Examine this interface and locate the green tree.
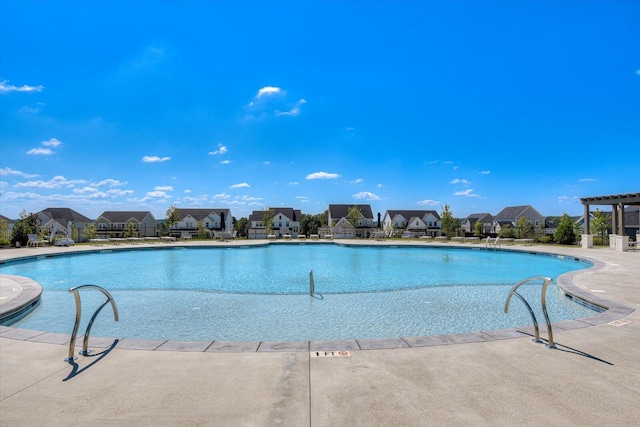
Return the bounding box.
[0,218,9,240]
[263,208,275,235]
[591,209,610,245]
[123,221,137,238]
[234,217,248,238]
[554,213,576,245]
[347,205,363,228]
[473,219,483,237]
[197,220,208,239]
[83,223,98,240]
[516,217,535,239]
[499,224,517,239]
[165,205,181,236]
[440,203,454,239]
[11,210,39,246]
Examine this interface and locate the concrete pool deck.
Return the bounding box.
[1,241,638,425]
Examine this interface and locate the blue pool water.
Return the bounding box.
[1,244,595,341]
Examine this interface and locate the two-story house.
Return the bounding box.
[493,205,545,234]
[461,213,494,236]
[171,208,233,238]
[95,211,157,238]
[328,204,375,238]
[382,210,442,237]
[37,207,93,243]
[247,207,302,239]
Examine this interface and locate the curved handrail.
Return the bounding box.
[504,276,556,349]
[66,285,119,362]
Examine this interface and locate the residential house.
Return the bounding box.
[0,214,15,241]
[493,205,545,234]
[95,211,157,238]
[382,210,442,237]
[247,207,302,239]
[37,207,93,243]
[328,204,375,238]
[461,213,494,236]
[171,208,233,238]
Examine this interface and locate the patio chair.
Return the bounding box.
[180,231,192,240]
[27,234,47,247]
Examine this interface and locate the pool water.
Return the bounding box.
[0,244,595,341]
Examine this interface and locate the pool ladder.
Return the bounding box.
[65,285,119,362]
[504,276,556,349]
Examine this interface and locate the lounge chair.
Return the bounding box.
[180,231,192,240]
[27,234,47,247]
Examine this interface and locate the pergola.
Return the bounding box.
[580,192,640,235]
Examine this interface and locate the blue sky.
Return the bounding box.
[1,0,638,221]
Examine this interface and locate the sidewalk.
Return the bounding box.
[1,242,638,426]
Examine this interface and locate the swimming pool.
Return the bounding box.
[0,244,595,341]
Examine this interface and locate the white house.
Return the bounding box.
[247,207,302,239]
[382,210,442,237]
[37,207,93,243]
[171,208,233,238]
[328,204,375,238]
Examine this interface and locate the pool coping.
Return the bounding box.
[0,241,635,353]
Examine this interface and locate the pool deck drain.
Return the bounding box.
[1,240,639,425]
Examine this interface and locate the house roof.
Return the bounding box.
[329,204,374,219]
[248,208,302,222]
[176,208,231,222]
[467,213,493,221]
[0,214,15,224]
[494,205,542,220]
[385,210,441,221]
[97,211,155,223]
[39,207,92,223]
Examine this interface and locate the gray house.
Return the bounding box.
[247,207,302,239]
[95,211,157,238]
[461,213,494,235]
[493,205,545,234]
[37,207,93,243]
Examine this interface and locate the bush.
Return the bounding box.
[538,235,553,244]
[0,237,10,247]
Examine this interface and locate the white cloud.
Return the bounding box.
[42,138,62,147]
[184,189,191,193]
[0,167,39,178]
[350,178,364,184]
[15,176,86,189]
[0,80,44,93]
[257,86,282,98]
[145,191,170,198]
[417,199,439,206]
[209,144,228,155]
[220,160,231,165]
[454,189,480,198]
[213,193,230,199]
[231,183,250,188]
[353,191,381,201]
[578,178,595,182]
[306,171,341,180]
[93,179,126,187]
[142,156,171,163]
[478,170,491,175]
[154,186,173,191]
[275,98,307,117]
[27,148,53,155]
[289,181,299,185]
[450,178,469,185]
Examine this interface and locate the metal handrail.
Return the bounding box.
[66,285,119,362]
[504,276,556,349]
